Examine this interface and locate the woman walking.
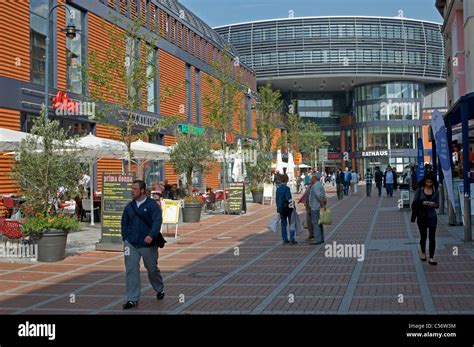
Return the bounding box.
[411,173,439,265]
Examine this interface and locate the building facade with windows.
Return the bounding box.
[0,0,257,206]
[216,16,447,174]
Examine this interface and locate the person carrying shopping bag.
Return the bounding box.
[309,172,327,245]
[276,174,296,244]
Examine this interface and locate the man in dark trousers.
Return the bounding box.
[374,166,383,197]
[121,180,165,309]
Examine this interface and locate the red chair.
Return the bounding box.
[2,198,15,209]
[0,218,24,240]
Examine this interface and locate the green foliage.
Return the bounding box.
[12,107,83,216]
[168,132,215,195]
[22,213,80,237]
[82,16,179,172]
[256,82,283,153]
[298,120,329,166]
[202,45,246,138]
[244,141,272,189]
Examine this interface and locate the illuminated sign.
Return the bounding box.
[52,91,95,118]
[362,150,389,157]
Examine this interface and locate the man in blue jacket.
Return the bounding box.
[276,174,296,244]
[121,180,165,309]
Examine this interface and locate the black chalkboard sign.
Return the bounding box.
[99,175,134,244]
[227,182,246,215]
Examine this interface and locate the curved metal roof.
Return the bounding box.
[159,0,239,55]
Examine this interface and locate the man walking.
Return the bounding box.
[374,166,383,197]
[301,175,316,242]
[365,168,373,197]
[309,172,327,245]
[343,167,351,196]
[383,165,397,197]
[336,167,344,200]
[121,180,165,309]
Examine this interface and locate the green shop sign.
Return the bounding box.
[178,124,204,136]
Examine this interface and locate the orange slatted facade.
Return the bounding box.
[159,50,186,120]
[0,0,30,81]
[87,13,126,108]
[163,135,178,184]
[201,72,219,127]
[204,161,220,190]
[0,0,257,195]
[56,0,67,91]
[95,125,123,191]
[0,109,21,215]
[158,9,167,38]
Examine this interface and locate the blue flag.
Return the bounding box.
[417,138,425,182]
[431,110,455,209]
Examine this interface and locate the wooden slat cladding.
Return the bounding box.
[56,0,67,91]
[177,21,182,49]
[0,108,21,130]
[0,109,21,215]
[149,4,155,32]
[96,125,123,191]
[204,161,220,190]
[163,135,177,184]
[158,9,167,38]
[159,50,185,120]
[119,0,127,16]
[141,0,146,24]
[0,0,30,81]
[200,72,217,128]
[87,13,126,106]
[169,17,175,44]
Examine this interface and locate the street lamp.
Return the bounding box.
[44,4,78,119]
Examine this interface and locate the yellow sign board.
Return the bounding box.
[162,199,180,224]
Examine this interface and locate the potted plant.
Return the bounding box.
[245,148,272,204]
[22,213,80,262]
[12,107,83,261]
[181,196,205,223]
[168,132,215,223]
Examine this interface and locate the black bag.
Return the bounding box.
[130,201,167,248]
[281,198,292,217]
[410,189,427,223]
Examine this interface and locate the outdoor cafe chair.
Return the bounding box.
[0,216,24,240]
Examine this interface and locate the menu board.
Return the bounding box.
[100,175,134,244]
[227,182,246,215]
[162,199,181,224]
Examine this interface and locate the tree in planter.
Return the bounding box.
[83,16,179,174]
[12,107,81,237]
[168,132,215,197]
[298,120,329,168]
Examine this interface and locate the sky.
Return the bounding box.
[178,0,443,28]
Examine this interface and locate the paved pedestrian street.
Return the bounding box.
[0,186,473,315]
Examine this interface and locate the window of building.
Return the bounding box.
[126,37,139,99]
[66,5,85,95]
[146,47,157,113]
[30,0,50,86]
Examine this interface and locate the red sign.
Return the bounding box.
[52,91,79,113]
[225,132,234,145]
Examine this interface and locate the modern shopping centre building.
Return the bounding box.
[215,16,447,174]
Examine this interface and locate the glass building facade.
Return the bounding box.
[216,17,447,173]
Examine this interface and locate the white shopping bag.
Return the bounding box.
[290,208,304,235]
[266,214,280,233]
